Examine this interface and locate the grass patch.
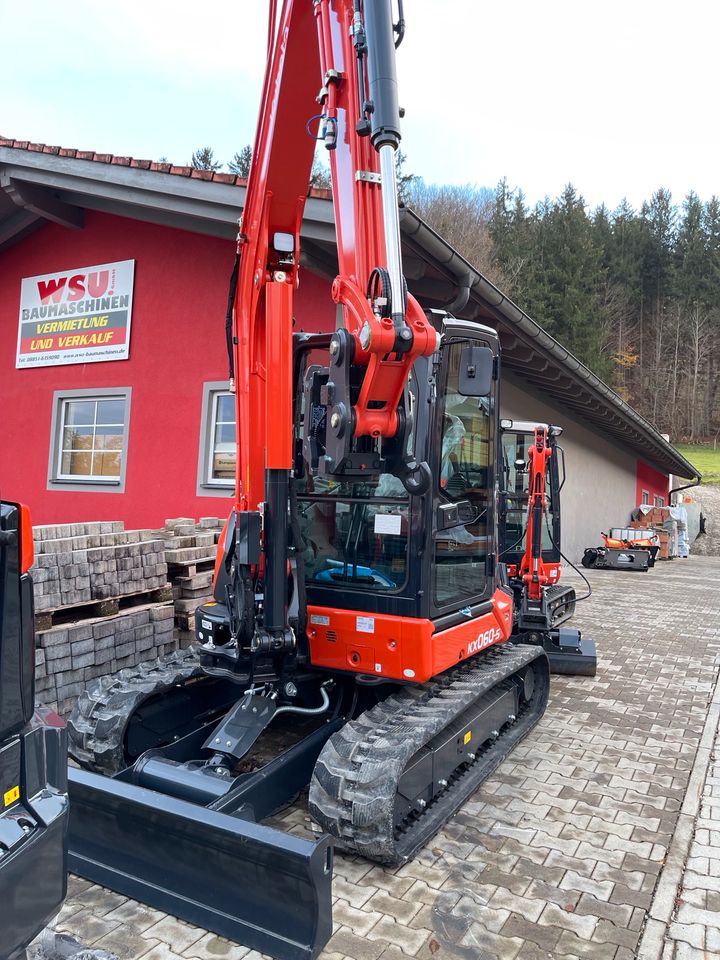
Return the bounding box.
[674,443,720,484]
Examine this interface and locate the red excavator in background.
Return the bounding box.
[68,3,550,958]
[499,421,597,675]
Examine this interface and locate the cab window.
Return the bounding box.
[435,342,492,607]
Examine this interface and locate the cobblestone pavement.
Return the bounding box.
[52,554,720,960]
[660,706,720,958]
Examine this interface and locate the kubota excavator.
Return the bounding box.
[499,421,597,675]
[67,3,550,958]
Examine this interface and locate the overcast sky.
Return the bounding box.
[3,0,719,212]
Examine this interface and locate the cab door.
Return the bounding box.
[431,326,498,616]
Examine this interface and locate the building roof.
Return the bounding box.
[0,139,699,481]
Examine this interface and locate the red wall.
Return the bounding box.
[636,460,669,505]
[0,211,334,527]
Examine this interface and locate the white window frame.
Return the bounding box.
[206,391,236,488]
[197,381,236,498]
[47,388,131,494]
[654,495,665,508]
[57,397,127,482]
[641,490,650,506]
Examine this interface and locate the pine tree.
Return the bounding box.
[309,155,332,189]
[488,180,530,296]
[395,150,416,203]
[228,145,252,176]
[190,147,222,171]
[523,186,610,377]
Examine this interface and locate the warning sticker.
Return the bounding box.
[3,785,20,807]
[356,616,375,634]
[311,614,331,626]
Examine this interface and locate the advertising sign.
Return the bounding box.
[16,259,135,368]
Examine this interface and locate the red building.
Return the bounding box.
[0,141,698,557]
[2,208,333,528]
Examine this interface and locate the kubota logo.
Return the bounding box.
[37,269,112,304]
[467,627,501,655]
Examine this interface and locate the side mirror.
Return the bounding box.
[458,344,493,397]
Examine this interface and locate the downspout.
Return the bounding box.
[400,208,471,314]
[669,476,701,499]
[445,270,472,313]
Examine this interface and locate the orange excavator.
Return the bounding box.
[68,4,550,958]
[500,420,597,675]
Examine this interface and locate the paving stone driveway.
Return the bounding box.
[54,555,720,960]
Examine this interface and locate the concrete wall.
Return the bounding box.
[500,373,639,562]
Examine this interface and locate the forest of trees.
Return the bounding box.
[187,145,719,441]
[408,180,720,442]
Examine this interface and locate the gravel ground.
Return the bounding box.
[688,484,720,556]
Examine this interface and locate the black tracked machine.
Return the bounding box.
[0,500,68,960]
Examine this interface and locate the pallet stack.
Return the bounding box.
[629,506,677,560]
[35,604,175,715]
[31,521,174,714]
[163,517,225,645]
[33,522,168,618]
[30,517,228,714]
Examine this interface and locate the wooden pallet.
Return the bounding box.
[167,555,216,578]
[34,584,173,631]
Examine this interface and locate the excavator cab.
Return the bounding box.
[0,500,68,960]
[499,419,564,578]
[295,317,498,635]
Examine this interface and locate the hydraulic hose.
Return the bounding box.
[225,252,240,385]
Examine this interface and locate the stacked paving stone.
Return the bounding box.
[31,521,174,715]
[35,603,175,715]
[163,517,225,645]
[30,517,229,713]
[32,521,168,612]
[163,517,221,567]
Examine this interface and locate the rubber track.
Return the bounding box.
[309,643,549,865]
[67,646,204,775]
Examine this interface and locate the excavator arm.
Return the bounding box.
[518,425,554,600]
[228,0,438,652]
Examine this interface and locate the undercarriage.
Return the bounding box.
[67,639,548,958]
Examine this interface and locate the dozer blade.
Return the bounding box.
[543,628,598,677]
[67,767,332,960]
